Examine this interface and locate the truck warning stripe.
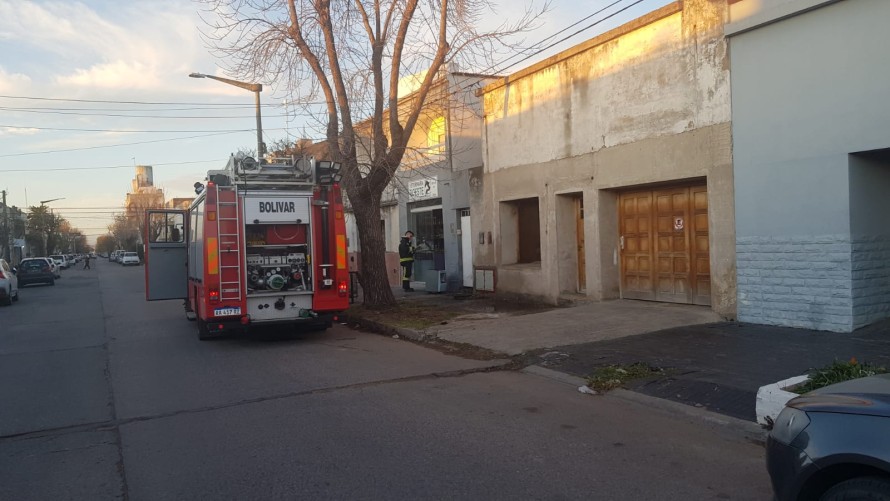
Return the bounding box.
[207,237,219,275]
[336,235,347,269]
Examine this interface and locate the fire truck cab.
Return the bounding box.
[144,153,349,339]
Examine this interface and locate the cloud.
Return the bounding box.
[0,0,216,96]
[0,66,32,93]
[55,60,163,90]
[0,127,39,136]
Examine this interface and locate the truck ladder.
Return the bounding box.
[216,185,243,302]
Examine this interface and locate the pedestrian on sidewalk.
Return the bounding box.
[83,254,91,270]
[399,230,415,292]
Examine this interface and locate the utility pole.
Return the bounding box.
[1,190,9,261]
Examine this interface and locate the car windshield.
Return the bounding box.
[125,252,137,257]
[21,260,46,270]
[50,255,63,260]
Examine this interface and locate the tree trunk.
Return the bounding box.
[351,190,396,308]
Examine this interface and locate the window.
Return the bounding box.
[148,212,185,243]
[426,116,447,154]
[500,197,541,264]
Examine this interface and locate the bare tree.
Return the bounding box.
[200,0,546,307]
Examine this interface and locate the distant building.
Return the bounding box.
[165,198,194,210]
[125,165,165,216]
[124,166,165,245]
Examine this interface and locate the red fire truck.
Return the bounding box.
[144,153,349,339]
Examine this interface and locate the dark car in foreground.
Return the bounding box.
[16,258,56,287]
[766,374,890,501]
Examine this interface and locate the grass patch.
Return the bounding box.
[585,362,667,393]
[346,303,461,330]
[794,358,887,394]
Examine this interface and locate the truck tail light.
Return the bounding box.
[209,288,220,303]
[338,280,348,297]
[0,270,5,280]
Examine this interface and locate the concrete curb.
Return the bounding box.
[522,365,767,444]
[341,313,431,342]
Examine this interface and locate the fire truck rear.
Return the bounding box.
[144,154,349,339]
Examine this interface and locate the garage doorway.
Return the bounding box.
[619,183,710,305]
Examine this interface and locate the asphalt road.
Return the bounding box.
[0,259,773,500]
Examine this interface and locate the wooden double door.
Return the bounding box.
[619,184,710,305]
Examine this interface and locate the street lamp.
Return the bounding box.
[189,72,265,160]
[39,198,65,255]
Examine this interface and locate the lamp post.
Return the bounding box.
[39,198,64,255]
[189,72,265,160]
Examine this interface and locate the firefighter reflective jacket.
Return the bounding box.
[399,237,415,263]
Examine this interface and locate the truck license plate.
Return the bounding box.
[214,307,241,317]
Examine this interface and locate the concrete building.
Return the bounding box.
[727,0,890,331]
[165,198,194,210]
[125,165,165,216]
[348,70,496,291]
[475,0,736,317]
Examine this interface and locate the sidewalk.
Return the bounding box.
[345,287,890,423]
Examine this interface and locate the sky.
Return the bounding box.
[0,0,671,244]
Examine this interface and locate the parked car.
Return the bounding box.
[40,257,61,278]
[0,258,19,305]
[121,252,141,266]
[16,258,55,287]
[49,254,69,270]
[766,374,890,501]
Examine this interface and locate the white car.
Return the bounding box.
[41,257,61,278]
[49,254,68,270]
[121,252,141,266]
[0,258,19,306]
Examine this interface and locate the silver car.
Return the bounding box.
[0,259,19,306]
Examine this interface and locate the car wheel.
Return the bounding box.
[12,290,19,302]
[49,279,56,286]
[821,477,890,501]
[1,288,11,306]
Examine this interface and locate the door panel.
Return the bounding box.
[145,210,189,301]
[619,184,710,305]
[575,197,586,292]
[460,214,473,288]
[620,192,655,300]
[690,185,711,305]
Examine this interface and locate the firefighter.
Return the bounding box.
[399,230,416,292]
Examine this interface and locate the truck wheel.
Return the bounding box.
[197,320,213,341]
[821,477,890,501]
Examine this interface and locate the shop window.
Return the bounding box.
[500,197,541,264]
[411,207,444,251]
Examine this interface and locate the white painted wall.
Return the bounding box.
[730,0,890,331]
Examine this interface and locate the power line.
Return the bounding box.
[495,0,647,75]
[0,131,249,158]
[0,124,254,134]
[0,94,277,106]
[0,158,220,173]
[0,107,299,119]
[0,104,270,112]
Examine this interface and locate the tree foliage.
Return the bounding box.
[200,0,546,307]
[24,206,86,256]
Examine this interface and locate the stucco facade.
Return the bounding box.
[728,0,890,331]
[475,0,737,317]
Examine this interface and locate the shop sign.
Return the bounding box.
[408,177,438,200]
